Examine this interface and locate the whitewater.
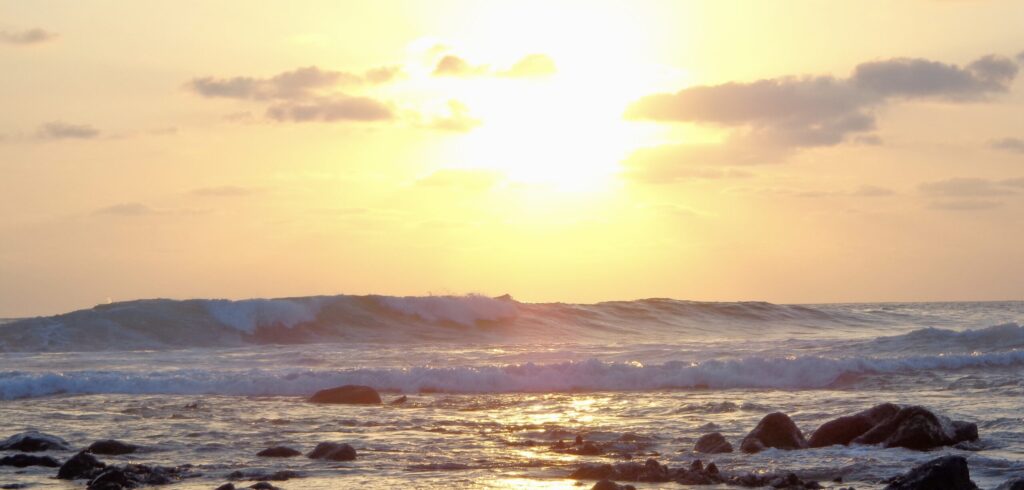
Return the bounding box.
[1,296,1022,488]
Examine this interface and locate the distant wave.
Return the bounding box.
[0,294,874,352]
[2,351,1023,400]
[853,323,1024,354]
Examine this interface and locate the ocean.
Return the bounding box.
[1,296,1022,488]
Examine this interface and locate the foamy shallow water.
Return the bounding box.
[1,299,1023,488]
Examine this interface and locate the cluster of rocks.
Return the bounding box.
[56,451,194,490]
[691,404,979,455]
[571,458,823,489]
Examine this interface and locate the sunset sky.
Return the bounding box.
[2,1,1024,316]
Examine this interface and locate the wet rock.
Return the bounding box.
[215,485,236,490]
[307,385,381,404]
[57,451,107,480]
[694,432,733,453]
[996,477,1024,490]
[883,455,977,490]
[307,442,356,461]
[853,406,978,450]
[808,403,900,447]
[1,485,28,489]
[86,463,192,489]
[0,453,61,467]
[570,463,615,480]
[87,440,138,456]
[592,480,635,490]
[577,442,603,455]
[740,412,807,453]
[0,431,71,452]
[248,483,281,490]
[388,395,408,405]
[729,471,820,489]
[256,446,301,458]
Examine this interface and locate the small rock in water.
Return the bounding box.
[996,477,1024,490]
[248,483,281,490]
[215,484,236,490]
[693,432,733,453]
[388,395,408,405]
[87,440,138,455]
[0,453,61,467]
[0,431,71,452]
[307,385,381,404]
[57,451,107,480]
[883,455,977,490]
[740,412,807,453]
[256,446,301,458]
[307,442,357,461]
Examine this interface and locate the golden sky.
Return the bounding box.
[2,0,1024,316]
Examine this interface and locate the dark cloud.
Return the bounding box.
[37,122,100,140]
[624,53,1019,173]
[0,28,57,45]
[928,199,1003,211]
[991,137,1024,154]
[266,96,393,122]
[190,186,255,197]
[188,65,399,101]
[94,203,157,217]
[919,177,1015,196]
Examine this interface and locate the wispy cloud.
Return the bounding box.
[432,53,557,78]
[37,122,100,140]
[0,28,57,45]
[991,137,1024,154]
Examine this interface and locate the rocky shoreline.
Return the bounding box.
[1,385,1022,490]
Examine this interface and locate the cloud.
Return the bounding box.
[266,96,393,122]
[851,185,895,197]
[190,185,255,197]
[189,66,368,100]
[416,169,503,190]
[1017,51,1024,64]
[928,199,1003,211]
[37,122,100,140]
[94,203,158,217]
[500,54,557,77]
[991,137,1024,154]
[433,53,557,78]
[0,28,57,45]
[1001,177,1024,188]
[422,100,481,132]
[624,53,1019,172]
[918,177,1015,196]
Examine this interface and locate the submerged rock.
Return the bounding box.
[808,403,900,447]
[307,442,357,461]
[87,440,138,455]
[693,432,733,453]
[308,385,381,404]
[57,451,107,480]
[0,453,61,467]
[852,405,978,450]
[883,455,977,490]
[256,446,301,458]
[740,412,807,453]
[0,431,71,452]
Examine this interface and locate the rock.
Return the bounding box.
[996,478,1024,490]
[808,403,900,447]
[0,431,71,452]
[694,432,733,453]
[0,453,61,467]
[256,446,301,458]
[85,463,191,489]
[215,485,236,490]
[570,463,615,480]
[307,385,381,404]
[388,395,408,405]
[728,470,819,488]
[740,412,807,453]
[307,442,356,461]
[853,406,978,450]
[592,480,635,490]
[256,471,300,481]
[1,485,29,489]
[577,442,603,455]
[249,483,281,490]
[883,455,977,490]
[87,440,138,455]
[57,451,107,480]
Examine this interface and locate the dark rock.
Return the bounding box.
[0,453,60,467]
[1,485,29,489]
[808,403,900,447]
[706,462,718,475]
[307,385,381,404]
[740,412,807,453]
[256,446,301,458]
[853,406,978,450]
[883,455,977,490]
[996,477,1024,490]
[57,451,106,480]
[577,442,603,455]
[729,470,819,489]
[215,485,236,490]
[307,442,356,461]
[0,431,71,452]
[248,483,280,490]
[87,440,138,456]
[85,463,191,489]
[592,480,635,490]
[388,395,408,405]
[694,432,733,453]
[570,463,615,480]
[575,435,584,445]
